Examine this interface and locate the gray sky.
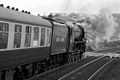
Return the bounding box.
[1,0,120,15]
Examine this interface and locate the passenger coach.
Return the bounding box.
[0,6,53,79]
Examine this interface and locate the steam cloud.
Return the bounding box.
[89,8,118,49]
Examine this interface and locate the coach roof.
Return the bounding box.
[0,7,52,27]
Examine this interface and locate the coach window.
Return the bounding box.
[0,23,9,49]
[13,25,22,48]
[40,28,45,46]
[24,26,31,47]
[46,29,51,45]
[33,27,39,46]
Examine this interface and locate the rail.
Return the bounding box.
[58,56,105,80]
[88,57,116,80]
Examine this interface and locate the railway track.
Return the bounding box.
[25,56,98,80]
[88,58,116,80]
[58,57,116,80]
[25,56,117,80]
[26,48,120,80]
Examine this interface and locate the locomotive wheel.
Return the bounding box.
[77,53,80,60]
[70,54,73,62]
[75,54,77,61]
[59,54,63,65]
[71,54,74,62]
[57,55,60,65]
[53,56,57,66]
[68,54,72,63]
[81,50,84,59]
[73,54,75,61]
[53,56,57,69]
[74,55,76,61]
[74,54,76,61]
[55,55,59,68]
[50,57,53,66]
[73,54,76,61]
[49,57,55,70]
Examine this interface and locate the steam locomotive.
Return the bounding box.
[0,5,86,80]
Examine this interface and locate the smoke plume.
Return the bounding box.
[89,8,118,49]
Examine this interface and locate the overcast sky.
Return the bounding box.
[1,0,120,15]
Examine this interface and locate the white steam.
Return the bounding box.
[89,8,118,49]
[98,8,118,41]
